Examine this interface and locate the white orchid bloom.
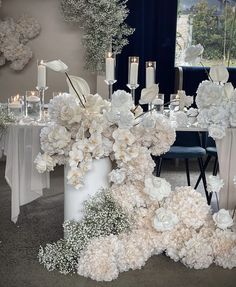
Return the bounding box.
[139,84,159,105]
[43,59,68,72]
[184,44,204,65]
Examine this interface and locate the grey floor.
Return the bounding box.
[0,159,236,287]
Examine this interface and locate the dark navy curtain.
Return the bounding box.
[116,0,178,104]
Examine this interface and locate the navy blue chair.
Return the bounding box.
[156,131,210,203]
[195,136,218,204]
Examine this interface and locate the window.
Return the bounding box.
[175,0,236,67]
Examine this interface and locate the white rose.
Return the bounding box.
[144,176,172,201]
[207,175,224,193]
[213,209,234,230]
[209,64,229,83]
[133,105,143,117]
[139,84,159,104]
[109,169,126,184]
[43,59,68,72]
[153,207,179,232]
[208,125,226,140]
[184,44,204,65]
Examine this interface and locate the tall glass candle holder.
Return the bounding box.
[104,52,117,100]
[36,60,48,122]
[146,61,156,88]
[169,94,180,112]
[25,91,40,121]
[8,94,23,120]
[153,93,164,114]
[127,56,139,103]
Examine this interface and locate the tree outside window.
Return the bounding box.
[176,0,236,67]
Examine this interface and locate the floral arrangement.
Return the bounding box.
[0,0,41,70]
[184,44,236,139]
[37,78,236,280]
[60,0,134,72]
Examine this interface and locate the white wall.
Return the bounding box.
[0,0,97,103]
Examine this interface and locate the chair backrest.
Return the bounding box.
[174,131,203,147]
[175,66,236,107]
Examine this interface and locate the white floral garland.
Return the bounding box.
[36,87,236,280]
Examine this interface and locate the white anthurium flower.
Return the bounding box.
[177,90,193,110]
[209,64,229,83]
[207,175,224,193]
[43,59,68,72]
[213,209,234,230]
[133,105,143,117]
[184,44,204,65]
[66,75,90,100]
[153,207,179,232]
[139,84,159,105]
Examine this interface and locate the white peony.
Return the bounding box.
[207,175,224,193]
[109,169,126,184]
[153,207,179,231]
[144,176,172,201]
[208,125,226,140]
[184,44,204,65]
[43,59,68,72]
[34,153,55,173]
[139,84,159,105]
[213,209,234,230]
[209,64,229,83]
[111,90,134,112]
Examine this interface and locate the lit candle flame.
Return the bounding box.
[107,52,112,58]
[13,94,20,102]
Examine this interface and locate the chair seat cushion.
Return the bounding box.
[163,146,206,159]
[206,147,217,157]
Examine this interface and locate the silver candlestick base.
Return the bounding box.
[36,86,48,123]
[127,84,139,103]
[104,80,117,100]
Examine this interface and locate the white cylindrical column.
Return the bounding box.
[64,157,112,222]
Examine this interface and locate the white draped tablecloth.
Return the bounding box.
[216,128,236,210]
[1,124,50,223]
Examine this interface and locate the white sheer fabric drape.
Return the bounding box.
[2,125,50,223]
[216,128,236,210]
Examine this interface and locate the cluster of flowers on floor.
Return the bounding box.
[36,88,236,281]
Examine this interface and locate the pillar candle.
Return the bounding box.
[130,62,139,85]
[37,63,46,88]
[105,57,115,81]
[146,66,155,88]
